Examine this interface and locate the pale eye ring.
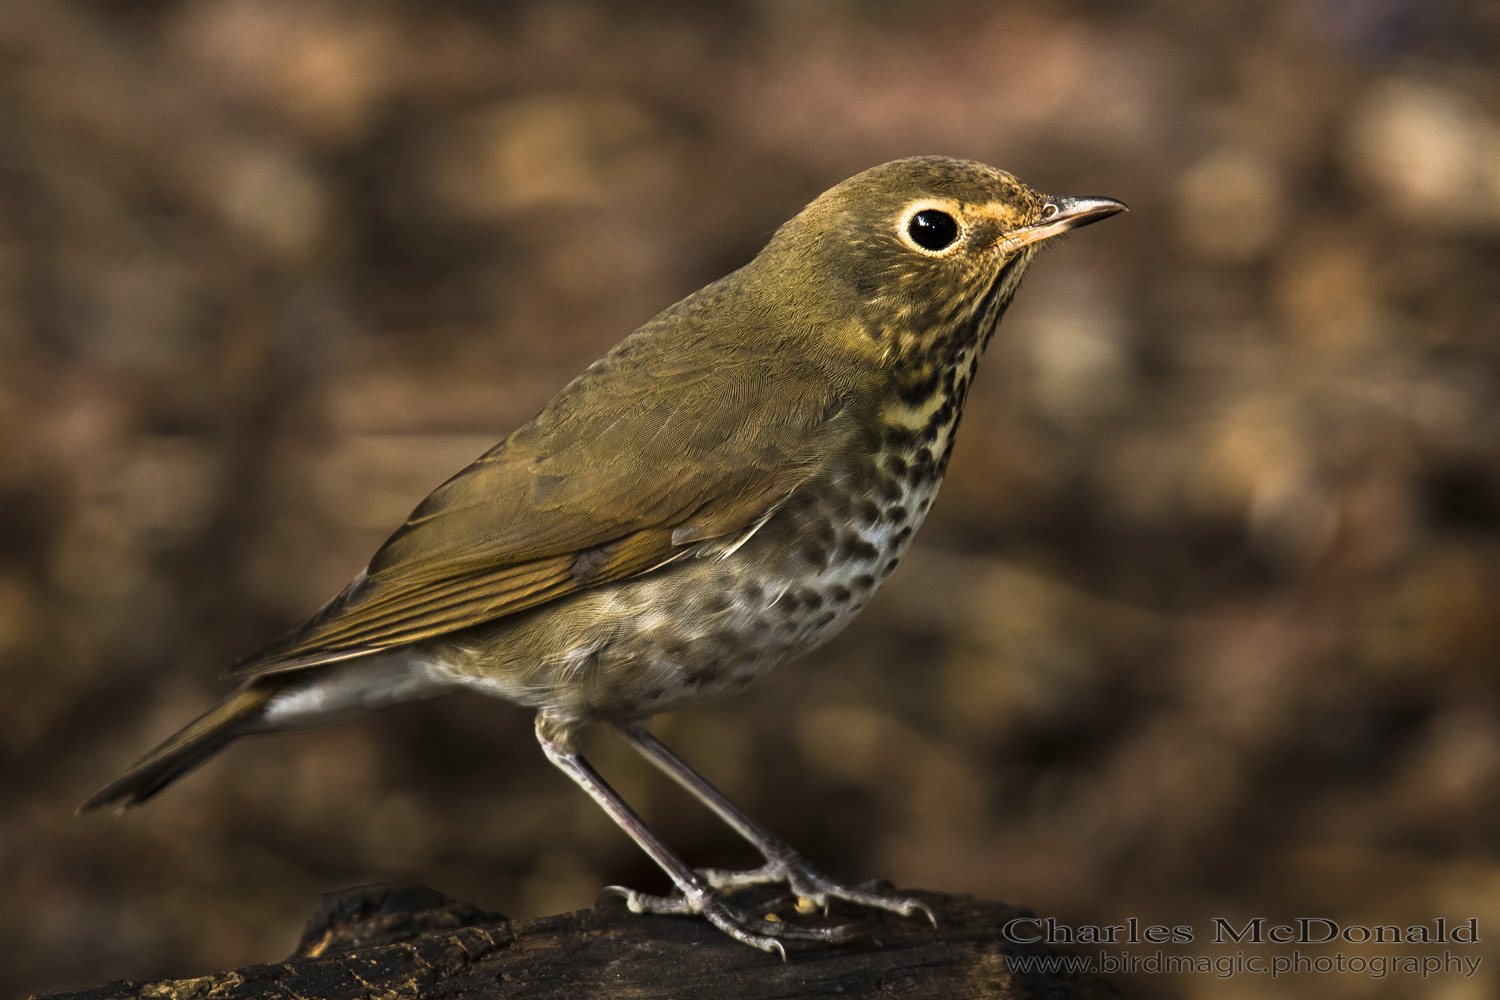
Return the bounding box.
[907,209,960,251]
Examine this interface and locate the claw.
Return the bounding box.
[596,884,656,912]
[599,885,702,916]
[598,871,927,949]
[598,879,861,950]
[598,716,940,952]
[696,854,938,931]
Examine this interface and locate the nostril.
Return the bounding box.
[1040,202,1059,220]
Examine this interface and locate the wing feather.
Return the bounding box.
[229,328,852,678]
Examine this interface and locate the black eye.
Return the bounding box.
[907,209,959,251]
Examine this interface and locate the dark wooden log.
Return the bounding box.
[35,885,1122,999]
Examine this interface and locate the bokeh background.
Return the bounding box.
[3,1,1498,997]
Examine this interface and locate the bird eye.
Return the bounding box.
[907,209,959,251]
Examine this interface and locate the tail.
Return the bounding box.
[78,678,287,813]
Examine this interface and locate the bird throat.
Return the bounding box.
[878,249,1023,443]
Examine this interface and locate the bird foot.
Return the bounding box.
[597,883,859,955]
[698,855,938,927]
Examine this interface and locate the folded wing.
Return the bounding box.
[230,342,852,677]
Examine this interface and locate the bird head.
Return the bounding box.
[758,156,1126,386]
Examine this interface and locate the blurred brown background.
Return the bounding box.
[3,0,1498,997]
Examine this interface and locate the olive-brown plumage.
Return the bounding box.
[82,157,1125,953]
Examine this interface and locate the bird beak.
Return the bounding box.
[1001,195,1128,252]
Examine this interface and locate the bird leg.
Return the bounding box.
[534,718,854,955]
[610,720,937,928]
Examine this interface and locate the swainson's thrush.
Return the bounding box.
[82,157,1125,954]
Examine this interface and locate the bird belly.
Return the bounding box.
[428,443,950,726]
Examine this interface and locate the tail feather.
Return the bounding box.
[78,680,285,813]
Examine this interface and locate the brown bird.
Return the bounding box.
[81,156,1125,954]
